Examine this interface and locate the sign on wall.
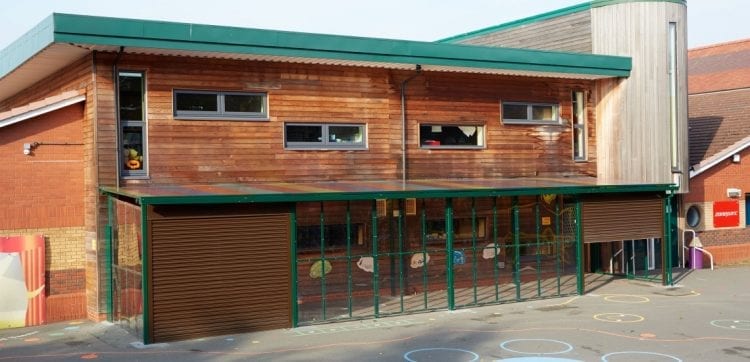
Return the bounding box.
[713,200,740,228]
[0,235,46,329]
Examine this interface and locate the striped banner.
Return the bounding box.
[0,235,46,327]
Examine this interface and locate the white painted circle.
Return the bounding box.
[601,351,682,362]
[494,358,582,362]
[593,313,645,323]
[710,319,750,330]
[500,339,574,355]
[603,294,650,304]
[404,348,479,362]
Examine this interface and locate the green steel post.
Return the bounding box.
[421,200,428,310]
[512,197,521,301]
[555,200,561,295]
[493,197,499,301]
[319,202,327,320]
[471,197,478,304]
[664,195,674,285]
[398,200,404,313]
[535,200,541,297]
[372,200,380,318]
[106,196,114,322]
[346,202,353,318]
[446,198,455,310]
[140,202,150,344]
[290,204,299,327]
[575,197,584,295]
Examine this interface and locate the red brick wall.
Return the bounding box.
[0,104,85,229]
[684,147,750,203]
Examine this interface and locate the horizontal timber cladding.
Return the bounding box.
[148,204,291,342]
[103,54,597,185]
[581,194,663,243]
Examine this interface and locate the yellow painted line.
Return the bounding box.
[593,312,645,323]
[603,294,650,303]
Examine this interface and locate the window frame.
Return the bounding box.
[173,90,269,120]
[284,122,367,150]
[501,101,561,125]
[572,91,588,162]
[118,71,148,178]
[418,124,486,149]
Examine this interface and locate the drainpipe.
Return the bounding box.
[400,65,422,184]
[112,47,124,188]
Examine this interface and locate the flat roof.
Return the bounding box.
[100,178,672,205]
[0,13,633,102]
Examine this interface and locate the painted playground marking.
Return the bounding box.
[602,294,650,304]
[710,319,750,331]
[494,358,582,362]
[593,313,645,323]
[499,339,574,355]
[601,351,682,361]
[403,348,479,362]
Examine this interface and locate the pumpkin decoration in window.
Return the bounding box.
[124,148,143,170]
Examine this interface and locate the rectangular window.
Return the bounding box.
[668,22,680,171]
[297,223,364,251]
[174,90,267,120]
[572,91,587,161]
[419,125,485,148]
[118,72,146,177]
[425,218,487,243]
[285,123,366,149]
[502,102,560,125]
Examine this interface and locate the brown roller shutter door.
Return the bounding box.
[148,205,291,342]
[582,195,663,243]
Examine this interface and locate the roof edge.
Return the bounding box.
[0,90,86,128]
[0,14,55,80]
[690,136,750,178]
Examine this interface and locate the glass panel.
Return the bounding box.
[531,105,556,121]
[420,125,481,147]
[574,128,585,159]
[175,92,218,112]
[112,200,143,337]
[286,125,323,143]
[224,94,264,113]
[503,104,528,120]
[122,126,144,171]
[118,75,143,121]
[328,125,364,144]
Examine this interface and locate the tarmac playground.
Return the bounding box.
[1,266,749,361]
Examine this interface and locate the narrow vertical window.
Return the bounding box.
[572,91,587,161]
[668,22,679,171]
[118,71,147,177]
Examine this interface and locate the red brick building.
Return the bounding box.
[684,39,750,265]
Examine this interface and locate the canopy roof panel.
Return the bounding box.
[101,177,672,205]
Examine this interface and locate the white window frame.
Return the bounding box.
[419,124,485,149]
[572,91,588,162]
[502,102,560,125]
[173,90,268,120]
[284,123,367,150]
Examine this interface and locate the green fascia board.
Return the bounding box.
[0,14,55,80]
[49,13,630,77]
[438,0,686,44]
[100,184,671,206]
[438,2,591,44]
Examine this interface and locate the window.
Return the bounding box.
[425,218,487,242]
[285,123,366,149]
[572,91,587,161]
[174,90,267,119]
[419,125,485,148]
[118,72,146,177]
[502,102,560,125]
[668,22,680,171]
[297,223,364,251]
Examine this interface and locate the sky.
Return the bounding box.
[0,0,748,51]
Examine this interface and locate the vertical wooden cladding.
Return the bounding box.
[148,204,291,342]
[591,2,688,191]
[582,195,663,243]
[454,10,593,54]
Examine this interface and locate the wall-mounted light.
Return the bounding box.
[727,188,742,198]
[732,153,741,163]
[23,142,39,156]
